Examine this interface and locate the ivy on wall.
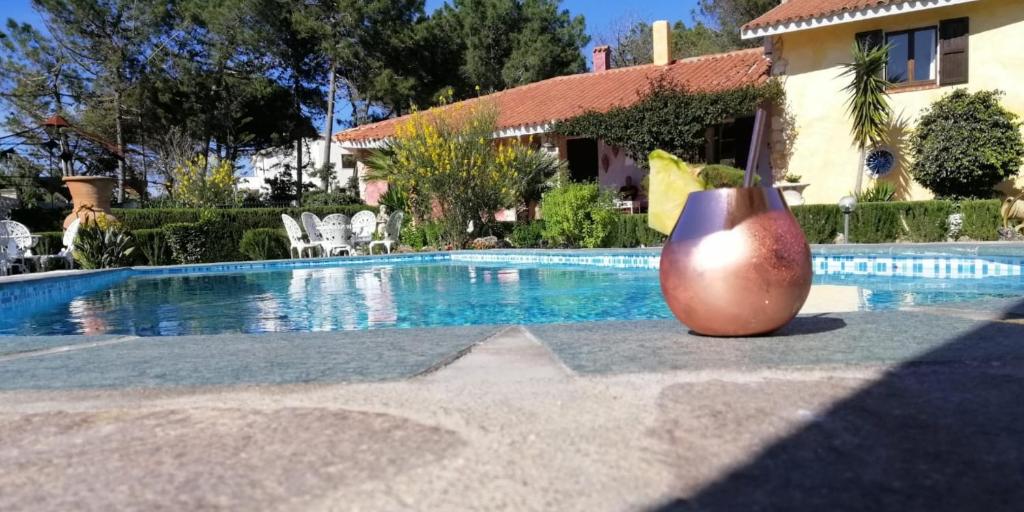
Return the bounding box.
[552,76,783,166]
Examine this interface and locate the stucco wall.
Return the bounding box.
[596,140,645,192]
[773,0,1024,204]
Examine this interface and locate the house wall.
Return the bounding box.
[240,138,359,195]
[596,140,645,191]
[352,151,386,205]
[772,0,1024,204]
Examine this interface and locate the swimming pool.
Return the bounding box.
[2,249,1023,336]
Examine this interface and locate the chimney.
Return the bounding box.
[652,20,673,66]
[593,45,611,72]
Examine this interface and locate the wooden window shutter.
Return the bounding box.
[855,29,884,51]
[939,17,969,85]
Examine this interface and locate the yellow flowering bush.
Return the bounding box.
[365,101,559,248]
[172,155,237,207]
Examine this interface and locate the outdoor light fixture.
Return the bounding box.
[838,195,857,243]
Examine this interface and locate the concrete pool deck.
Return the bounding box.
[1,297,1024,511]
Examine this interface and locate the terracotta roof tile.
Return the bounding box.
[743,0,920,31]
[336,48,771,144]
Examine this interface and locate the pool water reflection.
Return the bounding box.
[2,261,1023,336]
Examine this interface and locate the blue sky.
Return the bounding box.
[7,0,702,58]
[3,0,702,131]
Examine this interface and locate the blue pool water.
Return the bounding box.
[1,256,1023,336]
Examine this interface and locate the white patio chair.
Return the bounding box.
[350,210,376,251]
[0,220,37,272]
[281,214,319,258]
[319,216,354,256]
[369,211,404,254]
[0,233,9,276]
[300,212,324,249]
[322,213,350,225]
[48,218,80,269]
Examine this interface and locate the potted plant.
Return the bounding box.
[41,115,122,228]
[63,175,117,229]
[774,173,809,206]
[648,150,811,337]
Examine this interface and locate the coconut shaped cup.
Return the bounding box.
[659,186,812,336]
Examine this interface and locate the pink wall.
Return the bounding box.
[595,140,645,193]
[363,179,388,206]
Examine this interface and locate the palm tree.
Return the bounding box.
[840,42,892,195]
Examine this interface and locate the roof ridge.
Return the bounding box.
[743,0,924,30]
[336,48,770,142]
[435,47,767,94]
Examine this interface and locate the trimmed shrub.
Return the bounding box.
[961,199,1002,241]
[910,89,1024,198]
[302,191,363,207]
[9,205,380,233]
[239,228,290,261]
[400,221,444,250]
[849,202,904,243]
[115,205,376,231]
[699,165,759,188]
[133,228,172,266]
[161,218,241,264]
[508,221,546,248]
[540,183,617,248]
[162,223,208,264]
[901,201,952,242]
[10,208,67,232]
[607,214,666,248]
[791,199,1000,243]
[791,204,842,244]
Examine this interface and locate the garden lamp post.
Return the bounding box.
[41,116,73,177]
[838,195,857,243]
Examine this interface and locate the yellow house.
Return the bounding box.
[743,0,1024,204]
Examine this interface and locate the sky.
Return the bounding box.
[2,0,703,135]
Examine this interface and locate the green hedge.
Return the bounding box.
[10,209,67,232]
[10,205,377,232]
[606,214,666,248]
[401,221,444,250]
[133,228,172,266]
[239,228,290,260]
[508,221,546,248]
[960,200,1002,241]
[161,219,246,264]
[790,204,843,244]
[791,199,1001,243]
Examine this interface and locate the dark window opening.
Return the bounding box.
[341,154,357,169]
[566,138,599,182]
[707,116,755,169]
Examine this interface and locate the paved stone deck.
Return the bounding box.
[1,298,1023,511]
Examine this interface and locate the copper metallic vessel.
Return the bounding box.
[659,187,812,337]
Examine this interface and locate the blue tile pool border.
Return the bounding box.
[3,244,1024,310]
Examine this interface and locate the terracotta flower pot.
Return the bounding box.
[62,176,117,229]
[659,187,812,337]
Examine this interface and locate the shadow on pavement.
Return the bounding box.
[688,315,848,338]
[655,298,1024,512]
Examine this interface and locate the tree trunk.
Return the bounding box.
[321,63,336,193]
[114,89,126,203]
[293,80,303,206]
[295,138,303,206]
[854,147,866,196]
